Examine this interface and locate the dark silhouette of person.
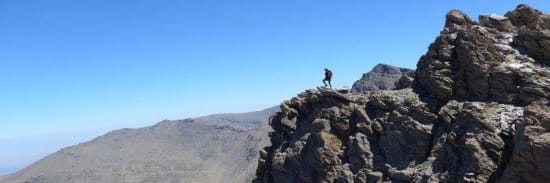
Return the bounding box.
[323,68,332,88]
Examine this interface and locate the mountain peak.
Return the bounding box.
[351,64,413,92]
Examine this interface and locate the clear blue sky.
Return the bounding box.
[0,0,548,174]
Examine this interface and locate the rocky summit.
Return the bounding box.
[351,64,414,93]
[255,4,550,183]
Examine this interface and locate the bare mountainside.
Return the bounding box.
[1,107,278,183]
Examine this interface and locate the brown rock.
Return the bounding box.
[446,10,474,27]
[505,4,544,30]
[502,101,550,182]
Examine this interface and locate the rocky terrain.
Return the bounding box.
[256,4,550,183]
[0,59,405,183]
[0,107,278,183]
[351,64,414,92]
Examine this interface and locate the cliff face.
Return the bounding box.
[256,5,550,183]
[351,64,414,93]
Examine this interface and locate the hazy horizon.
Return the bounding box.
[2,0,549,176]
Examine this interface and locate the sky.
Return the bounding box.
[1,0,549,175]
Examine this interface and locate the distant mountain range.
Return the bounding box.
[0,107,278,183]
[0,169,13,178]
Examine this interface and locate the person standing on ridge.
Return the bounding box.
[323,68,332,88]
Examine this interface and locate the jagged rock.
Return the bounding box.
[502,100,550,182]
[415,4,550,108]
[455,26,506,102]
[257,4,550,183]
[394,72,415,90]
[366,171,383,183]
[319,87,353,103]
[506,4,550,66]
[414,16,460,108]
[335,164,355,183]
[479,14,516,32]
[413,102,523,182]
[351,64,414,93]
[365,89,437,170]
[387,167,414,182]
[514,29,550,66]
[256,88,439,182]
[346,133,373,170]
[505,4,545,30]
[446,10,474,27]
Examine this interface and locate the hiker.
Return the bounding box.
[323,68,332,88]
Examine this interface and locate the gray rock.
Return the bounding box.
[505,4,545,30]
[415,4,550,108]
[351,64,414,93]
[501,100,550,182]
[394,72,415,90]
[513,29,550,66]
[255,88,439,182]
[479,14,516,32]
[414,102,523,182]
[256,4,550,183]
[446,10,474,27]
[346,133,373,170]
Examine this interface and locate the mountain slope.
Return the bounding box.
[255,5,550,183]
[351,64,414,93]
[1,107,278,183]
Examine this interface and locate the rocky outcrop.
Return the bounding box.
[501,101,550,182]
[351,64,414,93]
[415,4,550,109]
[256,87,526,182]
[256,4,550,183]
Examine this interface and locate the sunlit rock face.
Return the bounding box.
[256,4,550,183]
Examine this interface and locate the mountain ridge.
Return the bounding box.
[351,63,414,92]
[255,4,550,183]
[0,106,278,183]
